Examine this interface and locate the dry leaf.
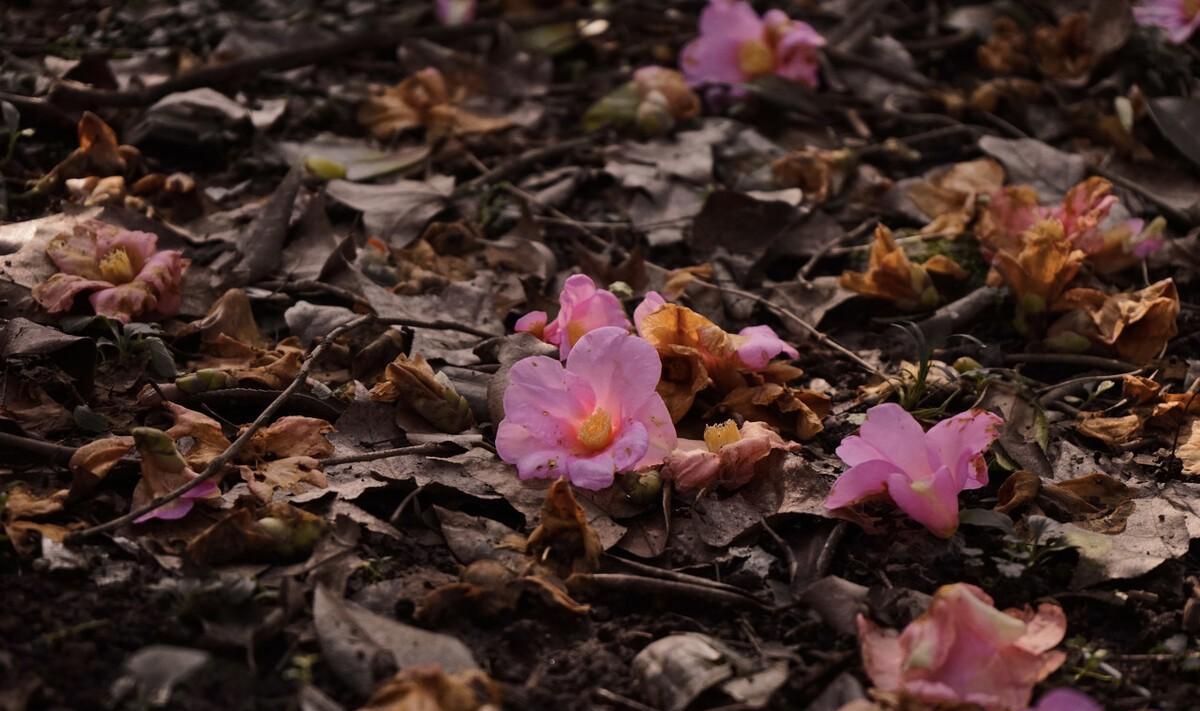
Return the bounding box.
[186,501,326,565]
[164,402,232,471]
[771,148,854,204]
[358,68,512,141]
[1054,279,1180,364]
[243,416,335,460]
[371,353,475,433]
[1034,13,1094,80]
[240,456,327,502]
[905,158,1005,236]
[181,288,268,350]
[1177,419,1200,477]
[978,17,1031,75]
[68,435,134,500]
[1075,413,1143,448]
[526,478,603,578]
[992,220,1084,334]
[359,666,501,711]
[839,225,963,310]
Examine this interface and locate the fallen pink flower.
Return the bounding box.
[130,427,220,523]
[31,220,187,323]
[858,583,1068,711]
[1134,0,1200,43]
[435,0,475,26]
[680,0,825,89]
[496,327,677,490]
[516,274,631,358]
[662,419,798,491]
[1050,177,1118,255]
[825,404,1003,537]
[1031,689,1103,711]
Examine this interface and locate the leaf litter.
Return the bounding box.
[2,1,1200,710]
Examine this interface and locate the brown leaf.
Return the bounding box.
[978,17,1031,75]
[992,220,1084,333]
[186,501,326,565]
[1034,12,1095,80]
[905,158,1005,237]
[181,288,268,351]
[1178,419,1200,477]
[1076,412,1143,448]
[359,666,501,711]
[839,225,958,310]
[526,478,603,579]
[243,416,335,460]
[241,456,327,503]
[771,148,854,204]
[1054,279,1180,364]
[358,68,513,141]
[371,353,475,434]
[164,402,232,471]
[68,435,134,501]
[995,470,1042,515]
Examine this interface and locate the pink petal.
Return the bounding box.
[626,394,677,469]
[855,403,934,480]
[31,273,114,314]
[566,451,620,490]
[552,274,631,358]
[700,0,763,39]
[498,355,596,457]
[857,614,905,693]
[633,291,667,335]
[773,21,825,88]
[45,227,103,278]
[132,480,218,523]
[717,421,785,488]
[662,448,722,491]
[679,1,764,86]
[886,467,962,537]
[566,327,662,416]
[825,459,902,509]
[89,282,157,323]
[136,250,187,317]
[1032,689,1103,711]
[733,324,798,370]
[515,310,549,339]
[923,409,1003,490]
[607,419,651,474]
[435,0,475,26]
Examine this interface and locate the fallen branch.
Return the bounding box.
[323,443,453,467]
[0,431,78,465]
[452,135,598,196]
[917,285,1004,344]
[67,313,373,541]
[567,573,771,610]
[1006,353,1142,372]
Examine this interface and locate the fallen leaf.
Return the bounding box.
[359,666,501,711]
[358,68,512,141]
[526,479,603,578]
[68,434,134,500]
[904,158,1005,236]
[1053,279,1180,364]
[371,353,475,434]
[839,224,964,310]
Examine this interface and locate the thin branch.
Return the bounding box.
[689,279,887,379]
[67,314,374,541]
[0,431,78,465]
[1006,353,1142,372]
[323,443,451,467]
[452,135,598,196]
[375,316,499,340]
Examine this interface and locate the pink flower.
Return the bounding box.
[858,583,1068,711]
[1050,178,1118,254]
[496,327,677,490]
[662,419,798,491]
[435,0,475,26]
[680,0,825,89]
[1032,689,1103,711]
[633,291,667,333]
[31,220,187,323]
[730,325,799,370]
[825,404,1003,537]
[518,274,631,359]
[1134,0,1200,43]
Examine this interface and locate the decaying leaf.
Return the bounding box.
[1052,279,1180,364]
[243,416,335,460]
[240,456,327,503]
[186,501,326,565]
[164,402,231,471]
[67,434,134,500]
[992,220,1084,334]
[180,288,268,350]
[371,353,475,433]
[838,225,965,310]
[904,158,1005,236]
[771,147,854,205]
[526,478,602,578]
[359,666,501,711]
[358,68,513,141]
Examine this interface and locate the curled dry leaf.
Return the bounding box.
[186,501,326,565]
[68,434,134,500]
[371,353,474,434]
[36,111,141,191]
[771,147,854,204]
[526,478,603,578]
[130,427,222,523]
[241,456,327,503]
[358,67,513,141]
[904,158,1005,237]
[992,220,1084,334]
[839,224,966,310]
[180,288,268,350]
[1051,279,1180,364]
[1034,12,1095,81]
[978,17,1031,75]
[1,486,73,556]
[243,416,335,460]
[359,666,501,711]
[164,402,231,471]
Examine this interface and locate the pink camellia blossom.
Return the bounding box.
[31,220,187,323]
[1134,0,1200,43]
[1031,689,1103,711]
[496,327,677,490]
[662,419,798,491]
[825,404,1003,537]
[516,274,631,359]
[858,583,1068,711]
[435,0,475,26]
[1049,177,1119,255]
[680,0,826,89]
[730,324,799,370]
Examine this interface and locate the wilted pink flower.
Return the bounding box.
[858,583,1068,711]
[680,0,826,89]
[1032,689,1103,711]
[32,220,187,323]
[516,274,631,359]
[1050,177,1118,254]
[662,419,798,491]
[496,327,677,490]
[731,325,799,370]
[825,404,1003,537]
[435,0,475,26]
[1134,0,1200,43]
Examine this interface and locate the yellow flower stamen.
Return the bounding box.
[566,321,589,346]
[577,408,614,452]
[737,39,775,78]
[98,247,135,284]
[703,420,742,453]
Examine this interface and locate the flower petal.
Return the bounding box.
[662,448,722,491]
[732,324,798,370]
[856,403,934,479]
[1033,689,1102,711]
[825,459,902,509]
[566,327,662,416]
[136,250,187,317]
[515,310,549,339]
[924,409,1003,490]
[633,291,667,335]
[886,467,961,537]
[89,282,157,323]
[32,273,113,314]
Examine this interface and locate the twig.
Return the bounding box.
[814,521,849,578]
[1006,353,1142,372]
[375,316,499,340]
[567,572,770,609]
[67,314,373,541]
[452,135,598,196]
[499,183,608,251]
[917,285,1004,344]
[0,431,78,465]
[799,217,876,279]
[593,689,659,711]
[689,279,887,379]
[42,8,599,111]
[603,553,750,596]
[323,444,450,467]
